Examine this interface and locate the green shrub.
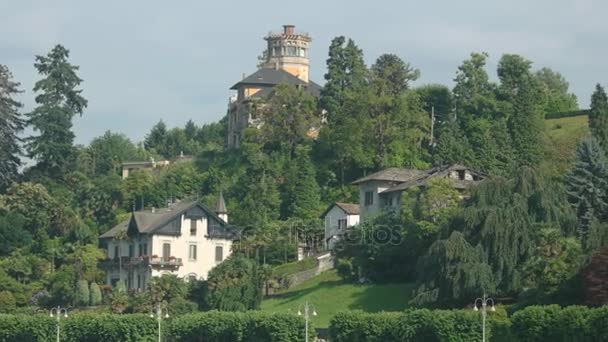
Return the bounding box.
[167,311,307,342]
[0,291,16,313]
[330,309,482,342]
[62,314,157,342]
[0,314,55,342]
[76,280,90,307]
[89,283,102,306]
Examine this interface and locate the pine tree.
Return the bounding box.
[0,65,24,190]
[89,282,102,306]
[144,120,168,157]
[282,146,321,221]
[565,137,608,249]
[498,54,544,168]
[588,84,608,152]
[26,45,87,177]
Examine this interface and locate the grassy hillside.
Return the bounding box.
[542,115,589,176]
[261,270,414,328]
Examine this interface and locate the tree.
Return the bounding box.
[0,210,31,255]
[410,231,494,306]
[0,65,24,190]
[109,280,128,313]
[76,279,89,306]
[203,255,263,311]
[258,84,318,156]
[26,45,87,177]
[588,84,608,152]
[144,120,168,156]
[414,84,453,141]
[522,227,583,300]
[535,67,578,114]
[282,146,321,220]
[89,282,102,306]
[565,137,608,249]
[498,54,544,168]
[184,119,198,140]
[319,36,367,120]
[461,168,575,295]
[583,245,608,305]
[371,54,420,96]
[83,131,151,176]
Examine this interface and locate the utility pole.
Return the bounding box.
[430,106,435,147]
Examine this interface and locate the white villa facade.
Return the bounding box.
[322,202,360,250]
[352,164,486,222]
[99,194,236,290]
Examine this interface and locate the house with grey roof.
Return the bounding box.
[352,164,486,221]
[322,202,360,250]
[99,194,237,290]
[226,25,322,147]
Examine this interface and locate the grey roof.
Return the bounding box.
[321,202,360,218]
[100,199,237,240]
[215,192,227,214]
[351,168,425,185]
[231,68,321,97]
[381,164,486,193]
[335,202,360,215]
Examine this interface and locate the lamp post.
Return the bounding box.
[149,302,169,342]
[49,306,68,342]
[297,301,317,342]
[473,293,495,342]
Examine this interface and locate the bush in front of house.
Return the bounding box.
[62,313,158,342]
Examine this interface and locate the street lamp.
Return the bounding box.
[297,301,317,342]
[49,306,68,342]
[473,293,496,342]
[150,303,169,342]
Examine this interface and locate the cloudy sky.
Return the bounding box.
[1,0,606,145]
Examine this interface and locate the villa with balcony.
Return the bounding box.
[99,194,237,290]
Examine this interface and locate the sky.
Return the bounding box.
[1,0,606,145]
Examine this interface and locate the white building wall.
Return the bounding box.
[359,180,393,221]
[324,206,360,250]
[104,214,233,289]
[150,214,232,280]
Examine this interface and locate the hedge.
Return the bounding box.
[0,311,308,342]
[329,309,482,342]
[167,311,309,342]
[511,305,608,342]
[330,306,608,342]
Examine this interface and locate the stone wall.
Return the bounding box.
[267,253,334,295]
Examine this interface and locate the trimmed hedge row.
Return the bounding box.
[329,309,483,342]
[0,311,307,342]
[168,311,308,341]
[330,306,608,342]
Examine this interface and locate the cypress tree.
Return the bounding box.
[0,65,24,190]
[26,45,87,177]
[89,282,102,306]
[565,137,608,249]
[588,84,608,152]
[76,280,90,306]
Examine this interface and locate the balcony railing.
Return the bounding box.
[100,256,183,269]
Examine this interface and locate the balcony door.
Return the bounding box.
[162,242,171,260]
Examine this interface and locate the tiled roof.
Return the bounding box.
[231,68,321,97]
[100,199,237,240]
[351,168,425,185]
[335,202,360,215]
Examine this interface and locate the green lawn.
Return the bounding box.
[542,115,589,176]
[261,270,414,328]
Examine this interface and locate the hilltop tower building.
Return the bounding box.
[226,25,320,148]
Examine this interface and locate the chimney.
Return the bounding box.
[283,25,295,35]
